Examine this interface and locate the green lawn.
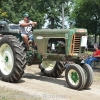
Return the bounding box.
[85,51,93,55]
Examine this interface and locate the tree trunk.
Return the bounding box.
[94,15,98,43]
[95,34,97,43]
[99,35,100,46]
[50,18,54,29]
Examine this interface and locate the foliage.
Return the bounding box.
[0,0,45,28]
[0,9,8,19]
[0,0,71,29]
[42,0,69,29]
[70,0,100,36]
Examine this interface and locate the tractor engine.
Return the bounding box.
[47,39,65,54]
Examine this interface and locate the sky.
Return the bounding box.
[42,18,69,29]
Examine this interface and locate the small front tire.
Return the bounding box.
[82,64,94,89]
[65,64,86,90]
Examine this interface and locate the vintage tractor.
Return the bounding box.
[0,20,93,90]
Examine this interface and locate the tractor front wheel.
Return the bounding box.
[65,64,86,90]
[82,64,94,89]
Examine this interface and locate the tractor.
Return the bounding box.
[0,20,93,90]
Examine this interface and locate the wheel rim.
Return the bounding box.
[0,43,14,75]
[68,69,79,86]
[41,60,56,71]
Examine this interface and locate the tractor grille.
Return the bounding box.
[70,34,82,55]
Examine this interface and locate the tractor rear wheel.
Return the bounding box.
[0,35,27,82]
[39,60,65,78]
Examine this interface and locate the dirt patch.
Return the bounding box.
[0,86,41,100]
[0,65,100,100]
[93,69,100,85]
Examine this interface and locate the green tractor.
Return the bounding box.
[0,20,93,90]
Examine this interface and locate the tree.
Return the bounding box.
[70,0,100,42]
[41,0,70,29]
[0,0,45,28]
[0,9,8,19]
[0,0,72,29]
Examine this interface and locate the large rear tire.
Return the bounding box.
[82,64,94,89]
[65,64,86,90]
[0,35,27,82]
[39,60,65,78]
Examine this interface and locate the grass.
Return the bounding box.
[85,51,93,55]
